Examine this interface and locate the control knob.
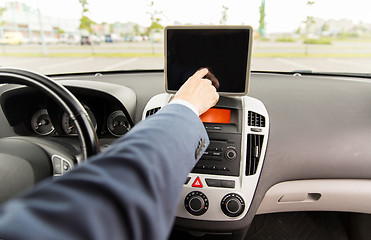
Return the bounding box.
[225,148,237,160]
[184,191,209,216]
[221,193,245,217]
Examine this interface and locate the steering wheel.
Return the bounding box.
[0,68,100,203]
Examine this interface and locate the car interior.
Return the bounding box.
[1,1,371,240]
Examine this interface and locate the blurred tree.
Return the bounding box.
[304,1,316,55]
[304,1,316,35]
[56,27,65,34]
[0,7,5,16]
[78,0,95,33]
[0,7,7,38]
[296,26,301,34]
[304,16,315,33]
[79,0,89,13]
[307,1,315,6]
[220,5,228,25]
[0,7,6,25]
[258,0,265,37]
[322,24,329,32]
[146,1,164,34]
[79,16,96,33]
[146,1,164,54]
[109,23,114,34]
[133,24,140,36]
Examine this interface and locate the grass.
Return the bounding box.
[276,37,297,43]
[257,37,271,42]
[303,38,332,45]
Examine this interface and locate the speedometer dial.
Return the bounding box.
[61,105,97,135]
[107,110,131,137]
[61,112,78,135]
[31,109,54,135]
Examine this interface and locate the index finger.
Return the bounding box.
[190,68,209,81]
[204,71,220,90]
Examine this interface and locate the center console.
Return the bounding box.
[144,25,269,236]
[142,94,269,222]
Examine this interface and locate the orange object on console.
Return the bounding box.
[200,108,231,124]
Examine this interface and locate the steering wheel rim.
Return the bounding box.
[0,67,100,159]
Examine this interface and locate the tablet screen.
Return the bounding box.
[165,26,252,95]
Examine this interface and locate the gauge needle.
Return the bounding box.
[68,125,75,130]
[36,120,49,129]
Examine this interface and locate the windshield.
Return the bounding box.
[0,0,370,75]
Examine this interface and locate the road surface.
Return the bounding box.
[0,41,370,74]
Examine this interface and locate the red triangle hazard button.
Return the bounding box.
[192,176,203,188]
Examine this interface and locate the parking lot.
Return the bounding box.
[1,41,371,74]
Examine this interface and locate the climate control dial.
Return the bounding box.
[221,193,245,217]
[184,191,209,216]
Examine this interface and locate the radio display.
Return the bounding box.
[200,108,231,124]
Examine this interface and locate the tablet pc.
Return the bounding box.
[165,26,252,96]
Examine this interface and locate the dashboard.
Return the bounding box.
[1,80,136,140]
[1,70,371,238]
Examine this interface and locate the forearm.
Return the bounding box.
[0,104,209,240]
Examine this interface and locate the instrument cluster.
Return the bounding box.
[29,106,131,138]
[2,87,133,139]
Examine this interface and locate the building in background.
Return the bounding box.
[0,2,80,43]
[0,1,148,44]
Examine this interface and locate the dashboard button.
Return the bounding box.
[209,147,223,152]
[211,157,222,161]
[205,178,221,187]
[62,160,70,172]
[221,180,235,188]
[192,177,203,188]
[52,156,62,175]
[222,167,230,171]
[184,177,191,185]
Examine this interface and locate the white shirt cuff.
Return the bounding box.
[169,99,199,116]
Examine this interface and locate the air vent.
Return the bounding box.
[248,111,265,127]
[145,107,161,117]
[246,134,264,176]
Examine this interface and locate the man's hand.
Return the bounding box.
[173,68,219,115]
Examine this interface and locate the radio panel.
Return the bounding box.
[192,132,241,176]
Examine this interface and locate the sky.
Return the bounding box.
[2,0,371,33]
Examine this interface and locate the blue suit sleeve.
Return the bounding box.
[0,104,209,240]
